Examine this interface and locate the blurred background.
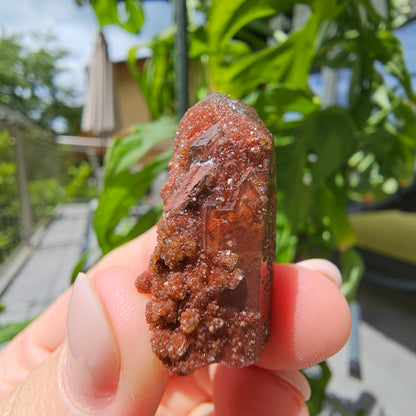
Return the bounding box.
[0,1,415,415]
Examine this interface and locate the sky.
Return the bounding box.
[0,0,173,102]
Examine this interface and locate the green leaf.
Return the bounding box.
[316,183,356,250]
[209,0,342,97]
[127,46,143,87]
[212,25,312,97]
[0,317,36,344]
[276,132,311,230]
[341,248,365,302]
[305,361,332,415]
[70,248,100,284]
[121,0,145,33]
[374,30,416,102]
[188,26,209,59]
[127,29,176,119]
[208,0,290,52]
[95,118,177,254]
[247,83,319,132]
[308,108,357,184]
[276,108,357,230]
[92,0,145,33]
[94,150,172,254]
[91,0,119,26]
[104,117,177,180]
[111,203,163,249]
[275,195,298,263]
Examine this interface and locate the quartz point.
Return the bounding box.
[136,93,277,375]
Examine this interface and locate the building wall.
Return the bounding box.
[113,62,151,130]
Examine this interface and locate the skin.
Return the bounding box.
[0,227,351,415]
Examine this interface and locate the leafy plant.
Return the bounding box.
[94,117,177,254]
[82,0,416,413]
[92,0,415,275]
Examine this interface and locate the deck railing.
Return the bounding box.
[0,128,61,264]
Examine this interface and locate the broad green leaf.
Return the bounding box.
[95,117,177,254]
[208,0,291,52]
[308,108,357,184]
[247,83,319,132]
[277,108,356,230]
[209,0,342,97]
[94,150,172,254]
[212,24,313,97]
[104,117,177,180]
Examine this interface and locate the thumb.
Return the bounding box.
[0,268,168,416]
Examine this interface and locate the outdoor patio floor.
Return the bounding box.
[0,203,91,326]
[0,202,415,415]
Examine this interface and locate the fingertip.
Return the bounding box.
[296,259,342,289]
[260,263,351,371]
[213,366,308,416]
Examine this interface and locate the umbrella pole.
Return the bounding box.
[175,0,189,118]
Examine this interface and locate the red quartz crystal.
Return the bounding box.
[136,93,276,375]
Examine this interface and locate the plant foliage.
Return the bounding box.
[92,0,416,273]
[94,117,177,254]
[84,0,416,413]
[0,33,81,134]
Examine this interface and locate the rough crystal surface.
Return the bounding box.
[136,93,277,375]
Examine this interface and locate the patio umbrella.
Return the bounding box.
[81,31,117,137]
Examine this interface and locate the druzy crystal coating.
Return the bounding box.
[136,93,277,375]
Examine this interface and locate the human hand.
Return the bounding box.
[0,227,351,415]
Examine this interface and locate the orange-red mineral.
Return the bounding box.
[136,93,277,375]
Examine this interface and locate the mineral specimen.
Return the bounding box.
[136,93,276,375]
